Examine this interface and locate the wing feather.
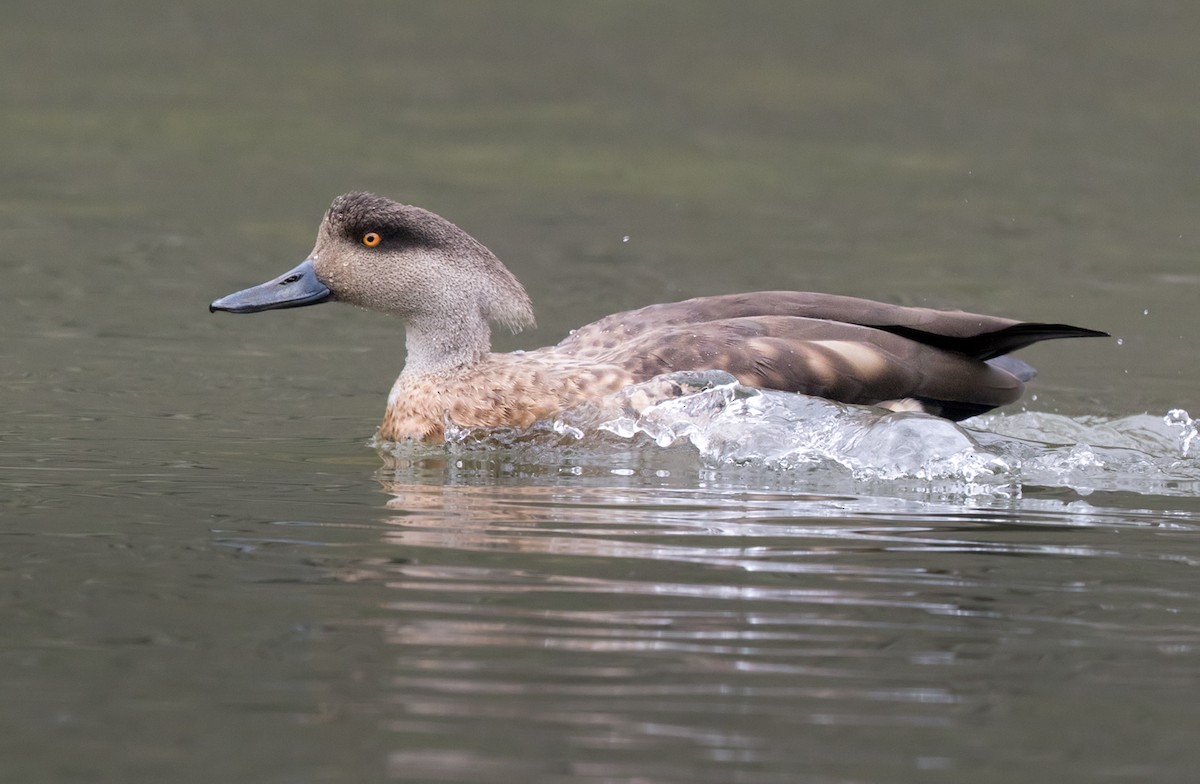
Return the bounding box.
[549,293,1105,421]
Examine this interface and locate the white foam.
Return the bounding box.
[423,372,1199,497]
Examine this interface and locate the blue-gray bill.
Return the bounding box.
[209,259,331,313]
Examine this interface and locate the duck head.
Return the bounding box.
[210,192,535,374]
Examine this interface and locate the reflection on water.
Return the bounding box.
[331,474,1199,782]
[5,398,1199,782]
[357,405,1200,781]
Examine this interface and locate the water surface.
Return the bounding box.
[3,2,1199,782]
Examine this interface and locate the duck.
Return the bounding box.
[210,192,1107,442]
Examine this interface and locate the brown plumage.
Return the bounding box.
[210,192,1108,442]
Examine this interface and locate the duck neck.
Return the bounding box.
[399,312,492,379]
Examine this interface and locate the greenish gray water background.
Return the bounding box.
[3,2,1199,782]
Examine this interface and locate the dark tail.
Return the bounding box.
[885,323,1109,361]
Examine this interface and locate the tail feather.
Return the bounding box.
[884,323,1109,361]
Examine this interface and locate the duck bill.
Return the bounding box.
[209,259,332,314]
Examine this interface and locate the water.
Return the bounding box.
[4,2,1200,782]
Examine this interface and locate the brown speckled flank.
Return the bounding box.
[211,192,1108,442]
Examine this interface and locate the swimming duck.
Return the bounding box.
[210,192,1107,442]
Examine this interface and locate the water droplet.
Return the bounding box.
[622,235,630,243]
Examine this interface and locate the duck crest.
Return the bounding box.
[210,193,1109,442]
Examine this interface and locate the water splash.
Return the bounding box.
[582,372,1007,482]
[426,372,1200,496]
[1165,408,1198,456]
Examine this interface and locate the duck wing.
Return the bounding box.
[559,292,1107,361]
[563,313,1101,421]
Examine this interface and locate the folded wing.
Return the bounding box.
[554,293,1107,420]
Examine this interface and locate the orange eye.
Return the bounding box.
[362,232,381,247]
